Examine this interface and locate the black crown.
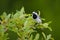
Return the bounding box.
[33,13,37,19]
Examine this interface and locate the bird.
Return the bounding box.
[32,11,42,24]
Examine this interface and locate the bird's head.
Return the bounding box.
[32,12,38,19]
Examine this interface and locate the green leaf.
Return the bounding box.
[43,23,49,28]
[5,14,11,21]
[29,35,33,40]
[13,7,24,19]
[1,12,7,20]
[47,27,52,31]
[42,32,46,40]
[38,10,41,16]
[41,18,45,21]
[20,7,25,15]
[46,34,51,40]
[34,33,40,40]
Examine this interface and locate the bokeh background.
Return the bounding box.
[0,0,60,40]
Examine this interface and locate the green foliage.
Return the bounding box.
[0,7,54,40]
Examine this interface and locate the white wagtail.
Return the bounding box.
[32,12,42,24]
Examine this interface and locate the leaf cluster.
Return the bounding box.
[0,7,54,40]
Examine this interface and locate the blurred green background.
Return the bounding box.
[0,0,60,40]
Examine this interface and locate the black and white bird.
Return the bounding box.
[32,12,42,24]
